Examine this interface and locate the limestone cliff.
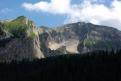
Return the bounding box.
[0,16,44,62]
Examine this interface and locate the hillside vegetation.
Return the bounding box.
[0,16,36,38]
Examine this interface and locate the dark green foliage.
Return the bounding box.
[4,20,28,38]
[0,50,121,81]
[0,22,5,36]
[0,22,12,38]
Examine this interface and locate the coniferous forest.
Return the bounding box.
[0,50,121,81]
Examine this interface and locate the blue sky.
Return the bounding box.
[0,0,66,26]
[0,0,121,30]
[0,0,65,27]
[0,0,80,27]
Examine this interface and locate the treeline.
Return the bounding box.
[0,49,121,81]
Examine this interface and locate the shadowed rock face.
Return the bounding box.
[0,16,44,62]
[0,38,42,62]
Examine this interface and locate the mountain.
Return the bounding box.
[39,22,121,56]
[0,16,121,61]
[0,16,44,62]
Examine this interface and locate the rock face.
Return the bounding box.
[38,22,121,56]
[0,16,44,62]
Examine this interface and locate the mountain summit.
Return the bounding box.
[0,16,121,61]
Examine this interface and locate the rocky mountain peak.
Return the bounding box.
[38,21,121,55]
[0,16,44,62]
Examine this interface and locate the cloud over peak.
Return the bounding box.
[22,0,121,30]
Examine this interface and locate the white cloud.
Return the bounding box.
[22,0,71,14]
[22,0,121,30]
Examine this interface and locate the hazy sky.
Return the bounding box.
[0,0,121,30]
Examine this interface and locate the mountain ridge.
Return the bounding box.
[0,16,121,61]
[39,21,121,55]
